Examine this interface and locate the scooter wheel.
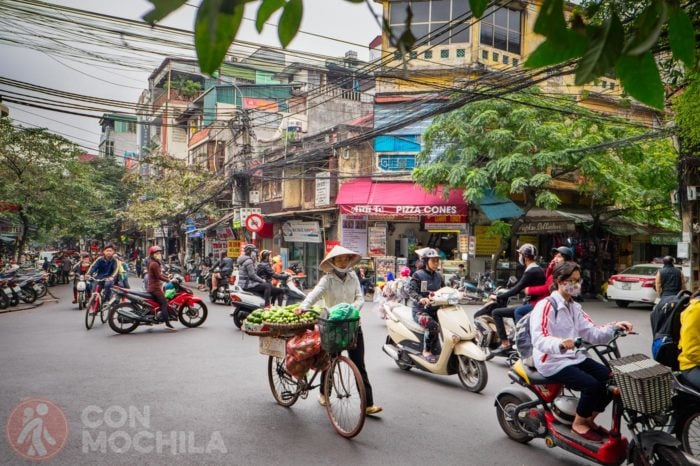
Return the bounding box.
[232,310,244,329]
[496,393,534,444]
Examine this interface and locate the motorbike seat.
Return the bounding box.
[124,290,155,300]
[393,306,427,334]
[523,364,552,385]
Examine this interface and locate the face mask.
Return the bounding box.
[563,282,581,297]
[518,255,525,266]
[331,264,352,273]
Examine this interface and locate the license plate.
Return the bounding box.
[13,287,21,293]
[621,283,631,290]
[259,337,286,358]
[3,287,11,295]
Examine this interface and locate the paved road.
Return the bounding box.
[0,283,658,465]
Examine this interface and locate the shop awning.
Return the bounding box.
[336,179,467,216]
[198,211,237,232]
[476,193,523,221]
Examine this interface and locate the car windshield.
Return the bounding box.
[621,265,659,276]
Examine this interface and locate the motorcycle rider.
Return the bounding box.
[211,252,234,295]
[298,245,382,415]
[87,244,120,301]
[237,244,273,307]
[514,246,573,322]
[146,245,175,330]
[530,261,633,441]
[491,244,546,356]
[256,250,287,306]
[407,248,445,363]
[72,252,92,304]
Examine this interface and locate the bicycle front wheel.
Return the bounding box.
[324,355,366,438]
[267,356,300,407]
[85,294,99,330]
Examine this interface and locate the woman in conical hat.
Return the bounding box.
[299,245,383,415]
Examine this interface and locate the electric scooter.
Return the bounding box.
[382,287,488,393]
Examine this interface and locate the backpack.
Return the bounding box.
[650,291,691,370]
[516,296,557,366]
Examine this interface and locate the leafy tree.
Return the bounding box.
[142,0,697,108]
[120,153,222,256]
[0,118,103,259]
[412,91,678,283]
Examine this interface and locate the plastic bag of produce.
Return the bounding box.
[286,328,321,362]
[284,354,314,380]
[328,303,360,321]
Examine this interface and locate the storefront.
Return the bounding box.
[335,178,468,281]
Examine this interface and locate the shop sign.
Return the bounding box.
[325,240,340,255]
[368,226,387,256]
[216,226,234,240]
[374,256,396,279]
[458,234,469,253]
[227,240,241,257]
[154,227,169,238]
[341,215,368,257]
[242,97,278,112]
[239,208,261,225]
[424,215,467,231]
[282,220,321,243]
[315,172,331,207]
[519,221,576,234]
[212,241,227,258]
[340,204,466,216]
[475,225,501,256]
[651,234,682,245]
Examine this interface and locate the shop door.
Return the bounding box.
[305,243,322,287]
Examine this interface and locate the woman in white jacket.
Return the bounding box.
[299,245,382,415]
[529,262,632,442]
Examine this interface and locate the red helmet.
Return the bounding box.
[148,245,163,256]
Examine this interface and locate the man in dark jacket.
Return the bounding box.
[655,256,685,298]
[87,244,120,301]
[491,243,546,355]
[407,248,445,362]
[211,253,234,292]
[237,245,272,306]
[256,250,287,306]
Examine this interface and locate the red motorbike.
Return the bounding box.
[107,275,207,334]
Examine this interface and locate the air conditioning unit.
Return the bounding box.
[249,190,260,205]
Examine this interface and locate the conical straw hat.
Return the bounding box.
[319,245,362,273]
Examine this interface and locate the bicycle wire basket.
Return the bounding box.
[609,353,674,414]
[317,316,360,353]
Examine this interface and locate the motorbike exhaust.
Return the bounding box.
[116,308,151,323]
[382,344,400,361]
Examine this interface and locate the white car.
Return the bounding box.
[607,264,662,308]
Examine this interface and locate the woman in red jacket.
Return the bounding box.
[514,246,573,322]
[147,245,175,330]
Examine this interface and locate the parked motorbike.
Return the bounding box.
[76,274,89,310]
[107,275,208,334]
[230,276,306,328]
[495,332,692,465]
[666,373,700,458]
[382,287,488,393]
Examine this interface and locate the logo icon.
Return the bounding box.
[6,398,68,460]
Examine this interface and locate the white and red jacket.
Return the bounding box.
[530,291,615,377]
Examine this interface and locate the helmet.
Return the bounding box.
[243,244,257,254]
[272,255,281,264]
[81,251,90,258]
[400,266,410,277]
[518,243,537,259]
[421,248,440,259]
[164,282,176,299]
[552,396,578,425]
[148,245,163,256]
[260,249,271,261]
[551,246,573,261]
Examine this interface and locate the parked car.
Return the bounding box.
[607,263,685,308]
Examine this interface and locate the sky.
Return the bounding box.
[0,0,382,153]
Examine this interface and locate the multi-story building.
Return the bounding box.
[98,113,139,166]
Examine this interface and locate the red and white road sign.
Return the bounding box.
[245,213,265,233]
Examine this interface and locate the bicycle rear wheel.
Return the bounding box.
[324,355,366,438]
[267,356,300,407]
[85,294,99,330]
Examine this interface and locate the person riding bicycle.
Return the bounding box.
[87,244,120,301]
[298,245,382,415]
[407,248,445,363]
[146,245,175,330]
[72,252,92,304]
[237,244,273,307]
[491,243,546,356]
[256,250,287,306]
[530,261,633,441]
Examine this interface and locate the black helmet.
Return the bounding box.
[260,249,271,261]
[551,246,573,261]
[243,244,257,254]
[663,256,674,266]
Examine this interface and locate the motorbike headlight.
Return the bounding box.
[448,297,459,305]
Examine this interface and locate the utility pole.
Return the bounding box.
[228,107,255,243]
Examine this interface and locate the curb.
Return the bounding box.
[0,300,46,314]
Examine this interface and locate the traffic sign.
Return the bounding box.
[245,213,265,233]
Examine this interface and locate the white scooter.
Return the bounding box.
[382,287,488,392]
[230,276,305,328]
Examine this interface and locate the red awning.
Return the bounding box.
[335,178,467,216]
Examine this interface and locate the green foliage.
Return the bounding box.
[173,78,202,99]
[194,0,247,75]
[278,0,303,48]
[413,91,678,257]
[673,72,700,146]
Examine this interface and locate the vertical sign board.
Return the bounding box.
[368,226,387,256]
[340,215,368,257]
[227,240,241,258]
[315,172,331,207]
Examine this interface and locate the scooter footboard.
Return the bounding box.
[454,341,487,361]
